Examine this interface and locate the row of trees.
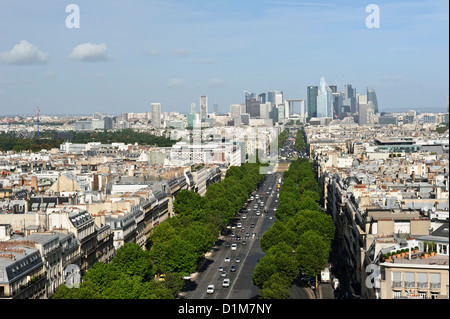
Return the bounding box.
[53,243,180,299]
[0,129,177,152]
[147,163,265,275]
[278,129,288,147]
[293,128,307,153]
[53,162,264,299]
[251,158,335,299]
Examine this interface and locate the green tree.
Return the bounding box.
[173,189,208,220]
[260,220,297,252]
[252,242,298,289]
[295,230,330,278]
[158,237,198,276]
[260,273,292,299]
[111,243,156,281]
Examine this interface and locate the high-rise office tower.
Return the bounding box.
[246,97,260,118]
[190,103,196,115]
[230,104,242,126]
[367,88,379,114]
[267,91,283,106]
[151,103,161,128]
[307,86,318,120]
[317,77,333,118]
[276,103,286,122]
[258,93,266,104]
[328,85,337,93]
[358,102,368,125]
[200,96,208,120]
[333,92,344,116]
[260,102,271,119]
[344,84,357,114]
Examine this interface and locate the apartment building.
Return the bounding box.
[309,122,449,299]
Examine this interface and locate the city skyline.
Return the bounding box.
[0,0,448,116]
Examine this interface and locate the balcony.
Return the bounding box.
[417,282,428,289]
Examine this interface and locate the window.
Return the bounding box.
[392,271,402,287]
[404,272,415,288]
[417,273,427,288]
[393,290,401,299]
[430,273,440,289]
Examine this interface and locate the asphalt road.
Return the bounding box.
[181,172,281,299]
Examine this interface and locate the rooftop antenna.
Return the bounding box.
[35,107,40,138]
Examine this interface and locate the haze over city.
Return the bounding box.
[0,0,448,116]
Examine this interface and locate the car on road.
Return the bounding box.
[230,265,236,272]
[221,271,227,277]
[242,240,246,245]
[256,211,260,216]
[241,228,245,232]
[223,279,230,287]
[242,215,247,219]
[225,242,230,248]
[250,223,255,228]
[235,257,241,263]
[218,266,224,272]
[207,285,215,294]
[231,243,237,250]
[236,235,241,240]
[224,257,230,262]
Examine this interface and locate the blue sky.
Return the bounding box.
[0,0,448,115]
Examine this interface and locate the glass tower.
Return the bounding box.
[367,88,379,114]
[307,86,318,120]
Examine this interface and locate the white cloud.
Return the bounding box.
[69,43,111,62]
[142,48,160,56]
[0,40,49,65]
[199,58,214,64]
[170,48,190,57]
[167,77,186,88]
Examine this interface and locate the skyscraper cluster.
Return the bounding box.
[230,90,299,126]
[307,77,379,124]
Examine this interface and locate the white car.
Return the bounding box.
[223,279,230,287]
[224,257,231,262]
[207,285,215,294]
[231,244,237,251]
